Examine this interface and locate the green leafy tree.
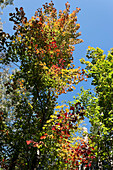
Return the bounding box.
[73,47,113,169]
[0,68,38,169]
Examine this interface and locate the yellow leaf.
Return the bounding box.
[50,115,57,119]
[55,104,68,109]
[28,46,31,49]
[55,105,62,109]
[88,46,91,49]
[46,119,54,124]
[76,136,82,140]
[65,108,69,112]
[10,75,14,79]
[28,103,33,109]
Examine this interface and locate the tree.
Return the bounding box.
[73,47,113,169]
[0,68,37,169]
[0,1,94,169]
[0,0,14,9]
[26,103,94,169]
[0,69,94,170]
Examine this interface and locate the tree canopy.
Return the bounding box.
[72,47,113,169]
[0,2,95,169]
[0,1,112,170]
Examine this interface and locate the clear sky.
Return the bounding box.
[1,0,113,131]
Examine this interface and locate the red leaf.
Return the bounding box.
[20,7,23,11]
[26,140,34,145]
[88,163,92,167]
[76,161,79,166]
[70,106,74,110]
[64,112,67,117]
[60,135,63,138]
[40,136,46,139]
[91,147,94,150]
[52,126,56,131]
[87,150,91,155]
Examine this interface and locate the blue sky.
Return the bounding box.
[1,0,113,131]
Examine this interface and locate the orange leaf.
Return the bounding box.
[56,49,60,52]
[40,136,46,139]
[26,140,34,145]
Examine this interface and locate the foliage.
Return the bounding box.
[0,0,14,9]
[0,1,94,169]
[0,69,38,169]
[1,1,85,95]
[27,104,95,169]
[73,47,113,169]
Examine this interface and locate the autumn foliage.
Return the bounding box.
[1,1,95,169]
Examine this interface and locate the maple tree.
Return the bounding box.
[0,1,95,169]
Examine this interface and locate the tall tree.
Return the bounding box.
[73,47,113,169]
[0,1,94,169]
